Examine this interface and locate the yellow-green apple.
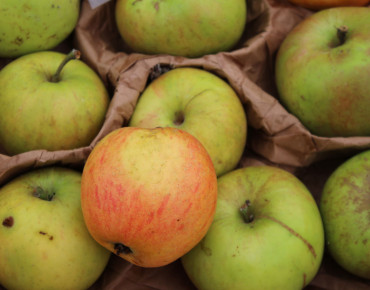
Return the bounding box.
[275,7,370,137]
[0,167,111,290]
[80,127,218,268]
[115,0,247,58]
[182,166,325,290]
[287,0,370,10]
[0,0,80,58]
[129,67,247,177]
[320,150,370,279]
[0,50,110,155]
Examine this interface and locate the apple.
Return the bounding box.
[0,49,110,155]
[320,150,370,279]
[0,0,80,58]
[0,167,111,290]
[275,7,370,137]
[128,67,247,177]
[80,127,218,268]
[288,0,370,11]
[115,0,247,58]
[182,166,325,290]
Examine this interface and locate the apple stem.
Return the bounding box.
[240,200,254,223]
[336,25,348,46]
[50,49,81,83]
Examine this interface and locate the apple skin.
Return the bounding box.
[320,150,370,279]
[129,67,247,177]
[81,127,218,268]
[275,7,370,137]
[182,166,324,290]
[0,167,111,290]
[288,0,370,11]
[0,51,110,155]
[0,0,80,58]
[115,0,247,58]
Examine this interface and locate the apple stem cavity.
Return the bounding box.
[114,243,133,255]
[240,200,254,223]
[50,49,81,83]
[32,186,55,201]
[336,25,348,46]
[173,111,185,126]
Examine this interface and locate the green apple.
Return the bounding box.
[182,166,325,290]
[115,0,247,58]
[320,150,370,279]
[0,167,111,290]
[0,50,110,155]
[129,67,247,177]
[81,127,218,268]
[0,0,80,58]
[275,7,370,137]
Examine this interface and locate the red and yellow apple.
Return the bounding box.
[81,127,218,268]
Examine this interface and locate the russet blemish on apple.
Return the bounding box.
[2,216,14,227]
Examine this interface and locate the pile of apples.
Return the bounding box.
[0,0,369,290]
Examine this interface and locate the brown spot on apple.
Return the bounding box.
[341,176,370,214]
[39,231,54,241]
[2,216,14,227]
[153,1,164,11]
[12,37,23,46]
[47,34,57,39]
